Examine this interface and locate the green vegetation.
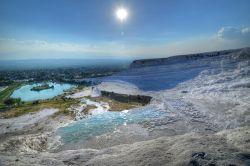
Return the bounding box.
[89,96,145,112]
[0,83,23,108]
[0,82,148,118]
[0,82,79,118]
[101,91,152,105]
[0,79,14,86]
[0,96,80,118]
[31,83,54,91]
[4,98,22,106]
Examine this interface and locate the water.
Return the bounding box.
[57,105,168,145]
[11,82,74,101]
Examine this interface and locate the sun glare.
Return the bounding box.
[116,7,128,22]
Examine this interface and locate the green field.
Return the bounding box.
[0,83,23,108]
[0,96,80,118]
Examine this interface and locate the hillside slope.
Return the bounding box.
[0,48,250,166]
[95,47,250,91]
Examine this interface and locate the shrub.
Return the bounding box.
[32,100,39,105]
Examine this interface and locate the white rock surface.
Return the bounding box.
[83,98,109,115]
[67,87,101,98]
[0,108,59,134]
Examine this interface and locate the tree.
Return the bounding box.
[4,98,21,106]
[4,98,15,105]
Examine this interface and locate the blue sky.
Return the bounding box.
[0,0,250,60]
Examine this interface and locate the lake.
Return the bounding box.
[11,82,74,101]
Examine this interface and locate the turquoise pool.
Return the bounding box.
[11,82,74,101]
[57,105,168,146]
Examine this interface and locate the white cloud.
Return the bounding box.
[0,26,250,60]
[0,39,130,60]
[125,36,247,58]
[217,26,250,41]
[242,27,250,34]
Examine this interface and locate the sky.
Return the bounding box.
[0,0,250,60]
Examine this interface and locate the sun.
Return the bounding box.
[116,7,128,22]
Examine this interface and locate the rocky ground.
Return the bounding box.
[0,48,249,166]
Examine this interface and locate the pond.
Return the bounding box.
[57,105,168,149]
[11,82,74,101]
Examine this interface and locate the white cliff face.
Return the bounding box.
[129,48,241,68]
[98,47,250,92]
